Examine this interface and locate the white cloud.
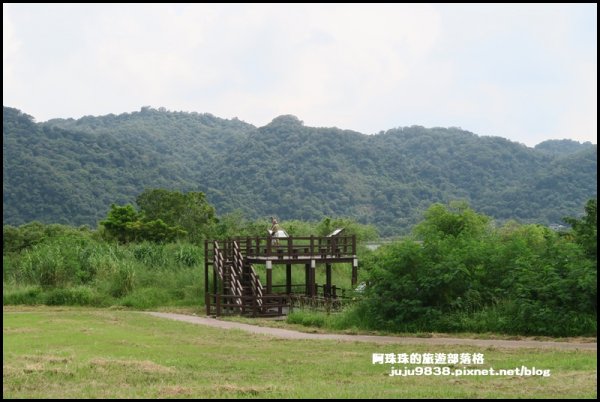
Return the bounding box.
[2,4,597,145]
[3,4,21,104]
[555,60,597,144]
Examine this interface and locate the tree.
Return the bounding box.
[136,189,217,242]
[100,204,140,243]
[413,200,490,241]
[563,198,597,260]
[100,202,186,243]
[127,218,187,243]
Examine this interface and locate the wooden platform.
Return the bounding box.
[204,235,358,317]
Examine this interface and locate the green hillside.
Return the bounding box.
[3,106,596,235]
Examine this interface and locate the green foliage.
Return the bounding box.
[212,212,377,241]
[128,219,187,243]
[119,287,171,309]
[99,204,140,243]
[99,201,188,244]
[3,222,204,309]
[43,286,105,306]
[131,242,167,267]
[287,305,370,332]
[136,188,217,242]
[110,263,135,298]
[413,200,490,240]
[358,201,597,336]
[563,198,597,260]
[3,106,597,236]
[316,217,379,242]
[534,139,594,156]
[3,222,94,253]
[287,310,326,327]
[173,243,200,267]
[3,200,597,337]
[2,285,43,305]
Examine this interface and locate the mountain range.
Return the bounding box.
[3,106,596,236]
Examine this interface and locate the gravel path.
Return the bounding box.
[146,312,596,350]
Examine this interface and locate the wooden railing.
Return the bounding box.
[214,242,225,281]
[248,263,263,308]
[207,235,356,262]
[242,235,356,259]
[213,241,245,310]
[229,242,245,306]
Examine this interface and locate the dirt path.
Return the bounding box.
[146,312,596,350]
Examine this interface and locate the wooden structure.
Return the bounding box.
[204,234,358,317]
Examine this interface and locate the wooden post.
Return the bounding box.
[216,295,221,317]
[266,260,272,294]
[325,263,332,298]
[305,263,310,296]
[352,257,358,287]
[286,264,292,294]
[310,260,316,297]
[213,268,218,306]
[205,293,210,315]
[204,239,209,308]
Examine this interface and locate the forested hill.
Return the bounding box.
[534,139,595,156]
[3,106,597,236]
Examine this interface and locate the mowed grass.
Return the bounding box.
[3,307,597,399]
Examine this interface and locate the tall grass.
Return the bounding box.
[3,231,205,309]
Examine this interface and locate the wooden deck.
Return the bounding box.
[204,235,358,317]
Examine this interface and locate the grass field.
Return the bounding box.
[3,307,597,398]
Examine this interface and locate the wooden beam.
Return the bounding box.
[309,260,316,297]
[204,239,209,314]
[266,260,272,294]
[305,263,310,296]
[325,263,332,298]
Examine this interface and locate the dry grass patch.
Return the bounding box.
[89,358,175,374]
[159,385,194,397]
[212,383,275,396]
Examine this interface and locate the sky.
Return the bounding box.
[3,3,597,147]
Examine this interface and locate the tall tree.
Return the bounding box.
[99,204,140,243]
[136,189,217,242]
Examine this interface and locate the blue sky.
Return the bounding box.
[3,4,597,146]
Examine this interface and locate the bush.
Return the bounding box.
[174,244,200,267]
[119,288,171,309]
[3,286,43,305]
[287,310,326,327]
[360,202,597,336]
[43,286,98,306]
[131,242,168,268]
[110,263,136,297]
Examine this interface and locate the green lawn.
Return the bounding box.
[3,307,597,398]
